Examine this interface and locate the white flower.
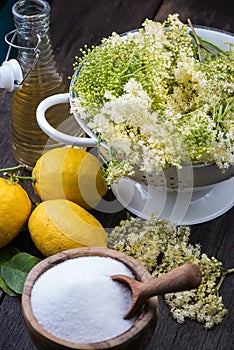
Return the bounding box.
[72,14,234,185]
[108,215,228,329]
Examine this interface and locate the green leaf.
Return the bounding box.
[0,275,18,296]
[1,253,41,294]
[0,246,19,265]
[198,36,225,56]
[0,247,20,296]
[189,31,225,56]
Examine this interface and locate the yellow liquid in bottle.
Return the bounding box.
[11,0,83,169]
[11,74,81,169]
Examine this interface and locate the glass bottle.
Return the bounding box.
[11,0,81,168]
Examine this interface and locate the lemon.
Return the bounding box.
[0,178,32,248]
[28,199,107,256]
[32,147,107,210]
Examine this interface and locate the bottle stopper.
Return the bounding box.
[0,59,23,92]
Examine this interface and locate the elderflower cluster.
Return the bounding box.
[108,216,227,329]
[71,14,234,185]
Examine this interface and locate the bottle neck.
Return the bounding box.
[12,0,51,48]
[12,0,63,83]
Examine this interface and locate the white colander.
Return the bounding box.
[36,26,234,192]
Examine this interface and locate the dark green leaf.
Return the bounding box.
[0,247,20,296]
[0,275,18,296]
[199,38,225,56]
[190,32,225,56]
[1,253,41,294]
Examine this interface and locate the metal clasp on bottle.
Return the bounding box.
[0,29,41,92]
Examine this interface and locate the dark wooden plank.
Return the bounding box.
[0,91,16,168]
[0,296,37,350]
[190,209,234,261]
[154,0,234,32]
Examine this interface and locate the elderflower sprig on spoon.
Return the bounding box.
[71,14,234,186]
[108,216,234,329]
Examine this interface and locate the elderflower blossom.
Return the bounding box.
[71,14,234,185]
[108,216,228,329]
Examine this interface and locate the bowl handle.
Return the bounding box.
[36,93,98,147]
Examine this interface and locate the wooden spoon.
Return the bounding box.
[112,263,202,320]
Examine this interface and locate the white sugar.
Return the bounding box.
[31,256,136,343]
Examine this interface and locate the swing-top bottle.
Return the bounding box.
[11,0,81,168]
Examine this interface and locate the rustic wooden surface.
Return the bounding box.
[0,0,234,349]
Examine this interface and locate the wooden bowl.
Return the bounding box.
[22,247,158,350]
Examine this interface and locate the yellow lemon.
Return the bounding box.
[28,199,107,256]
[32,147,107,210]
[0,177,32,248]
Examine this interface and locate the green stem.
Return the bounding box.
[97,133,108,165]
[0,164,35,183]
[216,267,234,292]
[16,175,36,183]
[187,18,202,62]
[0,164,26,173]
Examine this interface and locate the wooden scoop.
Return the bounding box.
[112,263,202,320]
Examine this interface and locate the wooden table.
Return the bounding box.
[0,0,234,349]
